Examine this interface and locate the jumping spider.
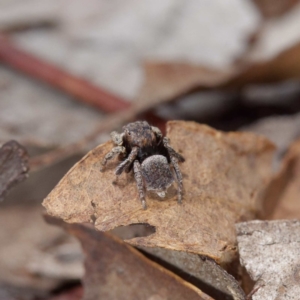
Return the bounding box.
[101,121,185,209]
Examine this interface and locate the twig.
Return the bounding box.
[0,34,130,113]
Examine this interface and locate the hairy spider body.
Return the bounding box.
[101,121,184,209]
[141,155,174,196]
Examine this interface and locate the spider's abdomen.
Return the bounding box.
[141,155,174,192]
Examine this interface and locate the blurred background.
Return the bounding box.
[1,0,300,299]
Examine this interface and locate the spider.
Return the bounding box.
[100,121,185,209]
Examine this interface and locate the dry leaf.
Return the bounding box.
[227,42,300,88]
[43,121,274,265]
[251,0,300,18]
[0,140,29,201]
[264,138,300,219]
[236,220,300,300]
[136,63,233,110]
[46,217,213,300]
[110,225,245,299]
[134,246,246,300]
[137,42,300,109]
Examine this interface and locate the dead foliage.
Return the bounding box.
[0,205,72,296]
[236,220,300,299]
[46,217,213,300]
[0,140,29,201]
[227,42,300,87]
[4,2,300,299]
[43,121,275,265]
[137,41,300,110]
[251,0,300,18]
[136,63,233,110]
[134,246,246,300]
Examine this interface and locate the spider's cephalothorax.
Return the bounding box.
[101,121,185,209]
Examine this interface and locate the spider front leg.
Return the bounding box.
[115,147,138,175]
[100,146,126,171]
[171,156,183,204]
[111,131,124,146]
[133,160,146,209]
[163,137,185,162]
[151,126,163,141]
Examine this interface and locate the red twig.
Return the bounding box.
[0,34,130,113]
[0,34,166,127]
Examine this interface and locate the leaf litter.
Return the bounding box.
[46,217,213,300]
[43,120,275,264]
[236,220,300,300]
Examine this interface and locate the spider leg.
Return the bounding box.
[110,131,124,146]
[133,160,147,209]
[151,126,163,140]
[163,137,185,162]
[163,137,184,203]
[171,156,183,204]
[100,146,126,171]
[115,147,138,175]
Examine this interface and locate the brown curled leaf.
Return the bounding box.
[46,216,213,300]
[0,140,29,201]
[136,63,233,110]
[251,0,300,18]
[43,121,275,265]
[137,42,300,110]
[236,220,300,300]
